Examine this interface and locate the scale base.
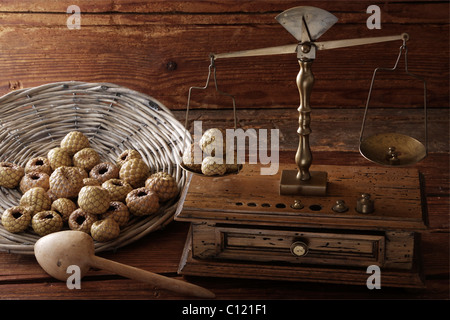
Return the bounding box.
[280,170,327,196]
[175,164,427,289]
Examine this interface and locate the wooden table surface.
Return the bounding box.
[0,151,448,302]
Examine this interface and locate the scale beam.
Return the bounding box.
[316,33,409,51]
[212,34,408,60]
[212,44,297,60]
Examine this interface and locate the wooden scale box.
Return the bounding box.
[175,7,428,288]
[175,164,427,288]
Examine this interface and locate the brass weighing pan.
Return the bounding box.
[359,35,428,166]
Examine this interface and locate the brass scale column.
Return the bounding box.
[212,6,409,196]
[279,39,328,196]
[296,57,313,182]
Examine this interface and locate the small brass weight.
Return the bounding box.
[212,6,424,196]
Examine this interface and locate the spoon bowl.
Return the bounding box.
[34,230,93,281]
[34,230,215,298]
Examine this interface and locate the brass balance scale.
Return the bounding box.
[175,6,428,288]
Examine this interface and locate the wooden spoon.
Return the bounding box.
[34,230,215,299]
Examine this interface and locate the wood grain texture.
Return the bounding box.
[176,164,427,230]
[0,1,448,110]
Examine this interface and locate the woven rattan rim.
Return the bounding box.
[0,81,189,254]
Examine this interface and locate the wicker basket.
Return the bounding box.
[0,81,189,254]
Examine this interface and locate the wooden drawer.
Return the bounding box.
[192,224,386,268]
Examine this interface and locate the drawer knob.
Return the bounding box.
[290,241,308,257]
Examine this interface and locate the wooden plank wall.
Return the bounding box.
[0,0,448,154]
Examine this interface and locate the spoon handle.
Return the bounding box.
[90,255,215,299]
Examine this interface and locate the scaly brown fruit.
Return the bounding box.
[199,128,226,157]
[145,172,178,202]
[101,201,129,227]
[117,149,142,169]
[47,147,72,170]
[49,166,84,199]
[119,158,149,188]
[68,208,98,233]
[201,156,226,176]
[125,187,159,216]
[74,166,88,179]
[19,171,50,194]
[0,162,25,189]
[89,162,119,183]
[102,179,133,202]
[77,186,111,215]
[73,147,100,172]
[24,157,52,175]
[90,219,120,242]
[19,187,52,216]
[60,131,90,156]
[31,210,63,236]
[51,198,77,223]
[1,206,32,233]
